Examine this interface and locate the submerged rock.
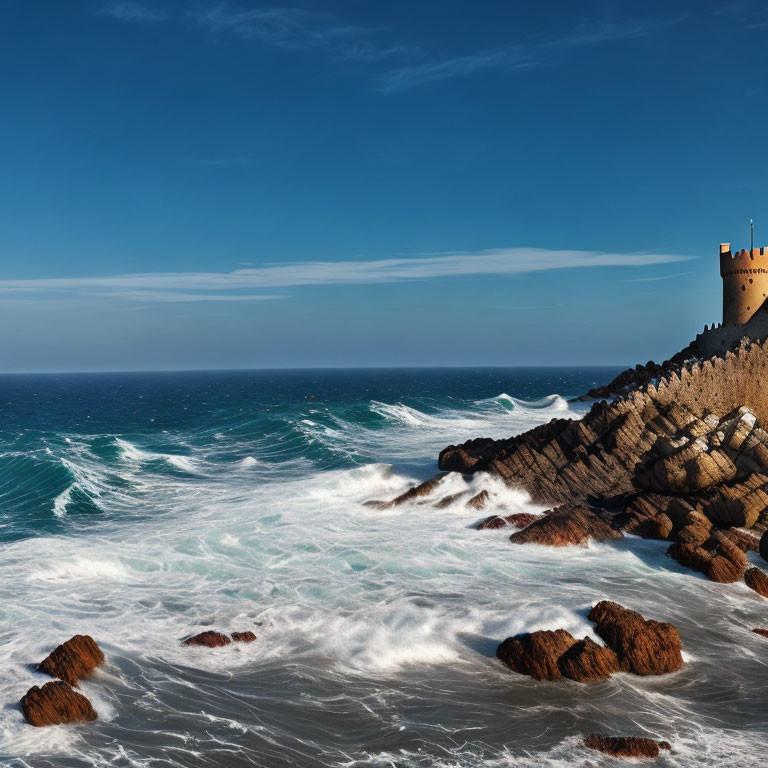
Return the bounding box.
[508,506,622,547]
[496,629,576,681]
[745,567,768,598]
[465,490,489,510]
[587,601,683,676]
[557,638,619,682]
[476,512,538,530]
[21,681,97,727]
[231,631,257,643]
[38,635,104,687]
[183,631,231,648]
[584,734,671,759]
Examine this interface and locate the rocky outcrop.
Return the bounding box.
[231,631,257,643]
[508,506,622,547]
[753,628,768,639]
[745,567,768,598]
[476,512,539,530]
[669,530,748,583]
[557,638,619,682]
[38,635,104,687]
[587,601,683,676]
[183,631,231,648]
[431,336,768,584]
[497,602,682,684]
[21,681,97,727]
[584,734,671,759]
[496,630,577,681]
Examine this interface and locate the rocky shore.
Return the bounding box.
[365,320,768,757]
[417,331,768,594]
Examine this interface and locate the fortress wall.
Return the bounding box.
[625,338,768,426]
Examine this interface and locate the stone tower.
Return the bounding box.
[720,243,768,326]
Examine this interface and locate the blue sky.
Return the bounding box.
[1,0,766,372]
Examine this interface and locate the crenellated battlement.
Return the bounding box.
[719,242,768,325]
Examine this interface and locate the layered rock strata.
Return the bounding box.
[431,336,768,583]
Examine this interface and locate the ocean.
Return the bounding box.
[1,368,767,767]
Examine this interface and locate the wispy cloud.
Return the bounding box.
[192,4,412,62]
[378,19,680,91]
[624,270,696,283]
[98,3,679,91]
[99,1,166,23]
[0,248,691,303]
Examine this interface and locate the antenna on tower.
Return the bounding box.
[751,218,754,251]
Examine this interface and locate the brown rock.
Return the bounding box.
[231,631,257,643]
[668,530,747,583]
[719,527,761,553]
[476,512,539,530]
[183,631,231,648]
[509,506,622,547]
[433,492,465,509]
[587,601,683,676]
[745,567,768,598]
[21,681,97,727]
[496,629,576,681]
[753,628,768,639]
[557,637,619,682]
[584,734,671,759]
[38,635,104,687]
[388,476,444,506]
[465,490,489,510]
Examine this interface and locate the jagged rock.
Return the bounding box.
[433,492,465,509]
[476,512,539,530]
[745,567,768,598]
[183,631,231,648]
[557,638,619,682]
[674,510,712,547]
[584,734,671,759]
[753,628,768,639]
[465,490,489,510]
[21,681,97,727]
[496,629,576,681]
[387,476,445,506]
[38,635,104,687]
[761,530,768,563]
[669,530,747,583]
[719,527,761,552]
[621,495,676,540]
[509,506,622,547]
[587,601,683,676]
[703,477,768,529]
[439,439,497,473]
[231,631,257,643]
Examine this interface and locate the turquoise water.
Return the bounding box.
[1,368,767,767]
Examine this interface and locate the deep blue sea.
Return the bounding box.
[1,368,767,767]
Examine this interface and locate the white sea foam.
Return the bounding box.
[0,391,765,766]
